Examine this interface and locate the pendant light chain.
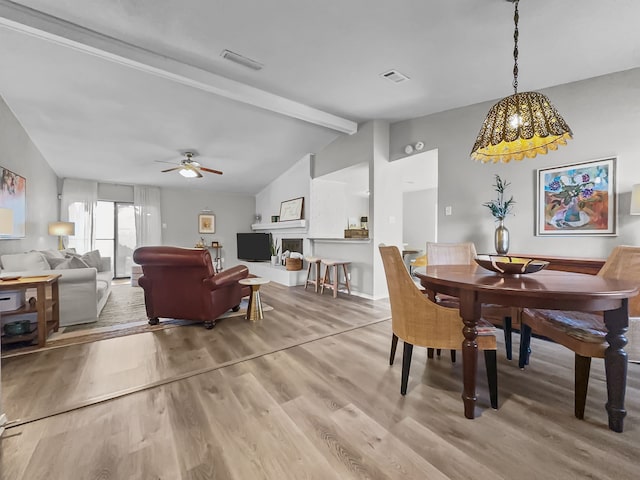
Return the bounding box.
[512,0,519,94]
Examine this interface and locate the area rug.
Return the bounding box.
[43,283,272,348]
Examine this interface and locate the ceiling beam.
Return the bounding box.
[0,0,358,135]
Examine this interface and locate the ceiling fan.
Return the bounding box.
[160,152,223,178]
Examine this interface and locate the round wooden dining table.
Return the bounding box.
[415,264,639,433]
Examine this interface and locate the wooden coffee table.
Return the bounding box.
[238,277,270,321]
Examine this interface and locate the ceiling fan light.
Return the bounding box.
[179,167,199,178]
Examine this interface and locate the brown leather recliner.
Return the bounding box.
[133,246,250,329]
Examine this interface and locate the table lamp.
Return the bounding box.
[48,221,75,250]
[0,207,13,236]
[631,184,640,215]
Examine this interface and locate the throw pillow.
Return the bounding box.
[0,251,50,271]
[81,250,103,271]
[61,248,77,255]
[38,249,65,263]
[54,256,90,270]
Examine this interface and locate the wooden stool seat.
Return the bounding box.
[320,259,352,298]
[304,257,323,293]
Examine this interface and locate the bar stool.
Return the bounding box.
[304,256,322,293]
[320,259,352,298]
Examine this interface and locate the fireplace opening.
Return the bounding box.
[281,238,303,255]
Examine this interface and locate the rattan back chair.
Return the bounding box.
[379,245,498,407]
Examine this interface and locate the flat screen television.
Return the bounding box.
[237,232,271,262]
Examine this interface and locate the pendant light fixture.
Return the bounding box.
[470,0,573,163]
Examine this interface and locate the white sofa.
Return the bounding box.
[0,250,113,326]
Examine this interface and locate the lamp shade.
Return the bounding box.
[48,221,75,236]
[0,208,14,235]
[631,184,640,215]
[471,91,573,163]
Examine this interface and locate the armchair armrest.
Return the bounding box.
[207,265,249,290]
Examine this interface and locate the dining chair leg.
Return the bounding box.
[450,350,456,363]
[518,324,533,369]
[503,316,513,360]
[575,354,592,419]
[390,334,399,365]
[484,350,498,409]
[436,349,442,357]
[427,348,434,359]
[401,342,413,395]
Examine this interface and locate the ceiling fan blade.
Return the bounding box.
[161,167,181,173]
[200,167,224,175]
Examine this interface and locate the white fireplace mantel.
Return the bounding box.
[251,220,307,231]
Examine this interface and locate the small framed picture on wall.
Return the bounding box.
[198,213,216,234]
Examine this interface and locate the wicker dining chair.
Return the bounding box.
[519,245,640,419]
[426,241,518,360]
[379,245,498,407]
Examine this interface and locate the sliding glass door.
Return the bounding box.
[95,201,136,278]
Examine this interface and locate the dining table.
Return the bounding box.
[415,264,639,433]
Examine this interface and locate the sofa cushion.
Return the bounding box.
[38,249,65,262]
[68,250,104,271]
[1,251,50,271]
[54,256,90,270]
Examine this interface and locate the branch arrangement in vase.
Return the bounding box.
[483,175,515,221]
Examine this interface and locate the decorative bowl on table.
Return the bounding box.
[474,255,550,275]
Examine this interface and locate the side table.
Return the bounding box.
[0,274,61,351]
[238,277,270,321]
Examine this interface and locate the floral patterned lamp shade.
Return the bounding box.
[631,184,640,215]
[471,0,573,163]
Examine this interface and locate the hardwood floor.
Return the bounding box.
[1,283,639,479]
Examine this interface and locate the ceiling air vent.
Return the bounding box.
[380,69,410,84]
[220,49,264,71]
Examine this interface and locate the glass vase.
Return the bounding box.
[495,219,510,255]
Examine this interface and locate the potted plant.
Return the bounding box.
[483,175,515,254]
[270,237,280,266]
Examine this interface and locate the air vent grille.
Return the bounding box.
[221,49,264,71]
[380,69,410,83]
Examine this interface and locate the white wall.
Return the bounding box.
[255,154,311,224]
[403,188,438,251]
[161,188,255,268]
[0,96,59,255]
[390,67,640,258]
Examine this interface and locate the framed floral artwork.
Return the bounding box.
[536,157,616,236]
[198,213,215,234]
[0,166,26,239]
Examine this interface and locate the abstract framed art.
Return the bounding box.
[0,166,26,239]
[536,157,616,236]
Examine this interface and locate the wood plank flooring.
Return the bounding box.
[2,283,640,479]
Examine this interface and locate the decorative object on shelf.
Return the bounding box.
[198,213,215,234]
[271,215,279,222]
[470,0,573,163]
[3,320,32,336]
[630,184,640,215]
[475,254,549,275]
[483,175,515,254]
[360,216,368,230]
[279,197,304,221]
[344,229,369,239]
[211,241,219,247]
[404,144,414,155]
[48,221,75,250]
[536,157,616,236]
[0,166,26,238]
[270,237,280,266]
[254,213,262,223]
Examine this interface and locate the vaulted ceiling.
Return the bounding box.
[1,0,639,193]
